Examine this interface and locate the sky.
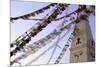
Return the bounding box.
[11,0,95,66]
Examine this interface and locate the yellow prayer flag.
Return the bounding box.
[90,7,95,12]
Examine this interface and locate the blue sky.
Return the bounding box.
[11,0,95,66]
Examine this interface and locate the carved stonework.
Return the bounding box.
[73,50,83,61]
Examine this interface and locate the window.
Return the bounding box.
[91,40,95,46]
[90,52,95,59]
[76,37,81,45]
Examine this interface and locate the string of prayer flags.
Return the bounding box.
[11,5,94,50]
[57,5,94,21]
[66,6,94,25]
[11,5,95,23]
[25,23,71,56]
[54,44,69,64]
[10,3,57,22]
[38,24,70,46]
[73,25,79,36]
[21,4,69,21]
[54,33,74,64]
[11,4,68,50]
[10,21,73,65]
[10,6,57,48]
[10,20,65,57]
[32,23,70,48]
[55,5,82,21]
